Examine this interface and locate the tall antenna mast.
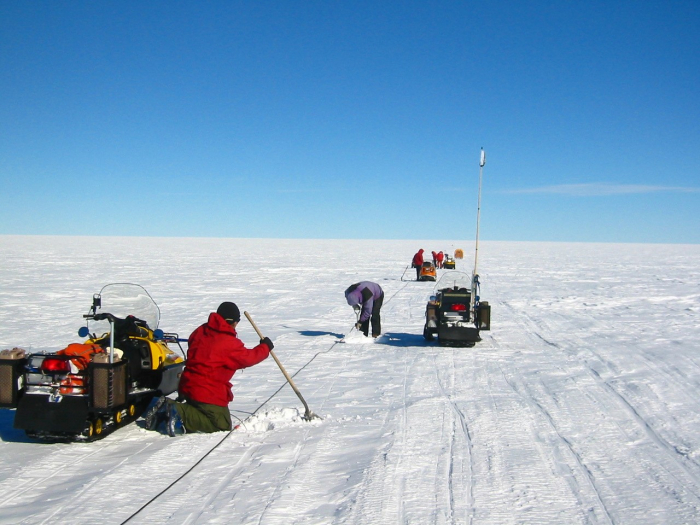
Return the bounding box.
[471,148,485,315]
[473,147,486,275]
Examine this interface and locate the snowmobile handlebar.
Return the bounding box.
[83,312,150,331]
[83,312,119,323]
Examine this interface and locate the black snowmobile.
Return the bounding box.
[423,148,492,346]
[423,271,490,346]
[0,283,186,441]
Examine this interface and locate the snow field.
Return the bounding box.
[0,236,699,524]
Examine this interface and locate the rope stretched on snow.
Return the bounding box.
[243,337,346,422]
[231,280,412,426]
[238,278,410,419]
[120,334,347,524]
[121,280,411,523]
[120,428,231,524]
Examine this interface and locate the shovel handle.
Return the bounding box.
[243,311,314,419]
[244,311,284,372]
[244,311,265,339]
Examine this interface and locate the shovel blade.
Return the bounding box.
[303,410,322,421]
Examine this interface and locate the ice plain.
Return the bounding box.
[1,236,699,524]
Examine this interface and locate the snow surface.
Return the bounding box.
[1,236,700,525]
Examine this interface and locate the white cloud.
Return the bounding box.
[506,183,700,197]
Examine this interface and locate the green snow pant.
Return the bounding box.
[173,398,232,433]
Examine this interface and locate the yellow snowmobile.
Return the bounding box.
[0,283,185,441]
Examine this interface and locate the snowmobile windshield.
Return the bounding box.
[87,283,160,335]
[434,271,472,293]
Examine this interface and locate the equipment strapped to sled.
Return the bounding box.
[57,343,104,370]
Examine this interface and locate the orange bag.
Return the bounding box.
[57,343,103,370]
[59,375,85,394]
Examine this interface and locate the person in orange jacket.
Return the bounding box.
[144,301,271,436]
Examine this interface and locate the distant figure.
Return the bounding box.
[345,281,384,338]
[431,251,438,266]
[436,251,444,269]
[412,249,425,280]
[143,301,272,436]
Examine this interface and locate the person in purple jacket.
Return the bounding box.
[345,281,384,338]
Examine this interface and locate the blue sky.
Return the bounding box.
[1,1,698,243]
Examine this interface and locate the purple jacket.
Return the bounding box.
[345,281,384,322]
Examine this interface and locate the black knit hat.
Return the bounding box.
[217,301,240,323]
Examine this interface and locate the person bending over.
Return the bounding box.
[345,281,384,338]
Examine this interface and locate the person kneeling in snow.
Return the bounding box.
[345,281,384,338]
[144,301,272,436]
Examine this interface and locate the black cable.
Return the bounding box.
[120,281,409,523]
[120,429,231,523]
[120,338,342,525]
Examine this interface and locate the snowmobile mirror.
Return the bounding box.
[78,326,90,338]
[153,329,164,341]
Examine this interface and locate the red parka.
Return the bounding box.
[412,249,424,267]
[178,312,270,407]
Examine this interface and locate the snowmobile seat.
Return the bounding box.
[113,316,150,338]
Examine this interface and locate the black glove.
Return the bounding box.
[355,322,363,330]
[260,337,274,351]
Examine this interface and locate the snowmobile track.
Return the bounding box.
[506,300,700,489]
[432,351,475,525]
[499,364,616,525]
[497,298,700,522]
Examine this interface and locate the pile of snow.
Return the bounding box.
[339,331,379,344]
[237,407,322,432]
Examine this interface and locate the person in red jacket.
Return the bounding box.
[412,249,424,280]
[436,251,444,269]
[144,301,271,436]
